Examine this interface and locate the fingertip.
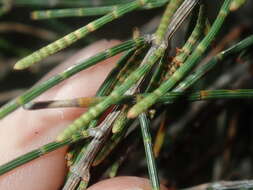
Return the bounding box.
[87,176,168,190]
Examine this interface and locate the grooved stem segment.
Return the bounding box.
[31,0,169,19]
[139,113,160,190]
[154,0,183,45]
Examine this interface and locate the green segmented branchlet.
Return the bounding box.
[31,6,117,20]
[157,89,253,103]
[14,0,150,70]
[57,0,197,141]
[154,0,184,45]
[1,34,253,177]
[0,36,147,119]
[0,129,92,176]
[139,113,160,190]
[185,89,253,102]
[31,0,169,20]
[0,140,70,176]
[127,0,233,118]
[4,0,131,7]
[22,89,253,108]
[230,0,247,11]
[139,0,190,91]
[166,4,205,77]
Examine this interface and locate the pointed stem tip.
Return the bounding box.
[13,62,25,70]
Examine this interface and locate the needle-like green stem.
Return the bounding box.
[139,113,160,190]
[31,0,169,20]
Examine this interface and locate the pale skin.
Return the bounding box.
[0,40,168,190]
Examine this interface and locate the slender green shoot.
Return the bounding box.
[22,89,253,109]
[0,128,93,175]
[230,0,247,11]
[31,0,168,20]
[139,113,160,190]
[154,0,184,45]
